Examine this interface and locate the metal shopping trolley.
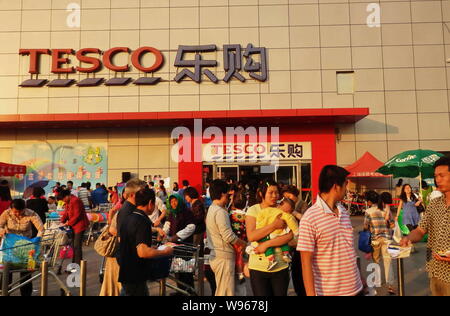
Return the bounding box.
[157,241,201,296]
[85,211,109,246]
[85,203,112,246]
[98,239,202,296]
[41,219,74,275]
[0,230,72,296]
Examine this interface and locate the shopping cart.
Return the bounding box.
[96,203,114,213]
[41,214,75,274]
[84,203,113,247]
[85,212,108,246]
[158,241,201,296]
[97,239,202,296]
[0,230,72,296]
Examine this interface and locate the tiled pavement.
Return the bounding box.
[6,216,431,296]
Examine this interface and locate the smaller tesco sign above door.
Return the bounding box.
[19,44,267,87]
[203,142,312,163]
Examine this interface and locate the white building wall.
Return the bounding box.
[0,0,448,175]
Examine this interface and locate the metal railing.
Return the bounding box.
[1,260,88,296]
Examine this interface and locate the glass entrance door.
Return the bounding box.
[276,165,298,186]
[239,165,275,184]
[217,165,238,182]
[203,163,311,199]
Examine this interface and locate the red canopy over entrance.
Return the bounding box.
[346,152,390,178]
[0,162,27,176]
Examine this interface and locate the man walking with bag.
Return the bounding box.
[401,157,450,296]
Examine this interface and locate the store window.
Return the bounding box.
[277,166,297,186]
[203,163,312,205]
[301,163,312,205]
[218,166,238,182]
[240,165,275,184]
[336,71,354,94]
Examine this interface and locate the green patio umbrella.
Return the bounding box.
[376,149,443,180]
[377,149,442,244]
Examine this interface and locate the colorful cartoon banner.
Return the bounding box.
[12,143,108,196]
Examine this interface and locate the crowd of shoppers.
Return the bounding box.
[1,156,449,297]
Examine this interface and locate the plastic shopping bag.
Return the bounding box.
[358,230,373,253]
[393,222,403,244]
[59,245,74,259]
[397,210,411,236]
[0,234,41,269]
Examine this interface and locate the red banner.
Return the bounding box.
[0,162,27,176]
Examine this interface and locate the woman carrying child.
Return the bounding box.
[245,180,297,296]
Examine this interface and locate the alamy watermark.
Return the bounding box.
[66,3,81,28]
[171,119,280,174]
[66,263,81,288]
[366,263,382,288]
[367,3,381,28]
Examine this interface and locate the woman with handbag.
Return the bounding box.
[396,184,423,233]
[99,190,166,296]
[99,192,127,296]
[99,210,121,296]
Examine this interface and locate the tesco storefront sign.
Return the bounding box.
[18,44,267,87]
[19,47,163,87]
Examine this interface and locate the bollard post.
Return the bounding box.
[80,260,87,296]
[1,262,9,296]
[397,258,405,297]
[40,261,48,296]
[198,257,205,296]
[159,278,166,296]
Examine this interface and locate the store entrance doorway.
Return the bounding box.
[203,162,312,204]
[204,164,306,186]
[239,165,275,185]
